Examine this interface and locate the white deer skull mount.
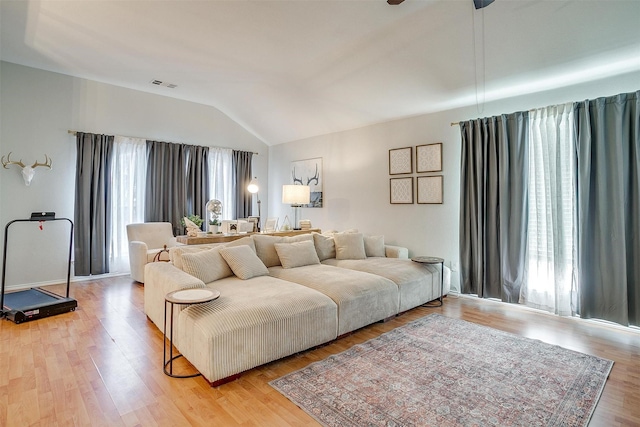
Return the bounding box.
[2,152,52,186]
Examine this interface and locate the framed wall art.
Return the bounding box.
[291,157,323,208]
[390,177,414,204]
[417,175,443,204]
[389,147,413,175]
[416,143,442,173]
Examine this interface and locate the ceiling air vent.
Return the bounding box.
[149,79,177,89]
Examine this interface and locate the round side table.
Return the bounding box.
[164,288,220,378]
[411,256,444,307]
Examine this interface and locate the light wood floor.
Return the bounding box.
[1,276,639,426]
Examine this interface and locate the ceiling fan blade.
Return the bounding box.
[387,0,405,5]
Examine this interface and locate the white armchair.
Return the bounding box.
[126,222,182,283]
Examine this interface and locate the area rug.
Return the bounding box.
[270,314,613,427]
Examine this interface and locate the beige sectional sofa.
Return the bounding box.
[143,232,450,385]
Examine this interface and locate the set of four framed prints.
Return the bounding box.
[389,143,443,204]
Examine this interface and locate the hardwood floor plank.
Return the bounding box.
[1,278,639,426]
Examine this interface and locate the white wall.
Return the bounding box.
[0,61,268,289]
[268,71,640,292]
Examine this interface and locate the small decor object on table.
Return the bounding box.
[416,142,442,173]
[299,219,312,230]
[389,146,413,175]
[164,288,220,378]
[182,215,203,237]
[411,256,444,307]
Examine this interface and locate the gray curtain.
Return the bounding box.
[233,150,253,219]
[145,141,209,236]
[574,91,640,327]
[459,112,529,302]
[186,144,210,223]
[74,132,114,276]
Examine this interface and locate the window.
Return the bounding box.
[520,104,576,316]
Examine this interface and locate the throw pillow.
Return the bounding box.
[275,240,321,268]
[170,244,220,270]
[219,245,269,280]
[364,235,385,257]
[253,234,313,267]
[333,233,367,260]
[181,247,233,283]
[313,233,336,261]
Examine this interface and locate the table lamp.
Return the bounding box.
[282,184,310,230]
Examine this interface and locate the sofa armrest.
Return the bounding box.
[129,240,149,282]
[385,245,409,259]
[143,262,206,330]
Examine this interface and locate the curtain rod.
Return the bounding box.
[67,130,258,155]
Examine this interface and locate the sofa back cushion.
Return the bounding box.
[275,240,321,268]
[253,234,313,267]
[181,247,233,283]
[364,235,385,257]
[313,233,336,261]
[334,233,367,260]
[219,245,269,279]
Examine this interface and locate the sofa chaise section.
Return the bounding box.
[176,275,337,384]
[322,257,449,312]
[268,264,398,336]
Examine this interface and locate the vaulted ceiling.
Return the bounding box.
[2,0,639,145]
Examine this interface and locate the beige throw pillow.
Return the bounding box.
[334,233,367,260]
[181,247,233,283]
[274,240,321,269]
[313,233,336,261]
[169,236,256,270]
[219,245,269,280]
[253,234,313,267]
[364,235,385,257]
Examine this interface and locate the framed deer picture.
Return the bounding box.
[291,157,323,208]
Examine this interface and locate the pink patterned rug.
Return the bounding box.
[270,314,613,427]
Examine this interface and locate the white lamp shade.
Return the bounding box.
[247,178,259,194]
[282,185,310,205]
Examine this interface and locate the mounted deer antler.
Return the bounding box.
[2,152,52,186]
[1,152,26,169]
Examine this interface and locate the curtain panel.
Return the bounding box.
[145,140,210,236]
[232,150,253,219]
[74,132,114,276]
[459,113,529,303]
[209,147,234,221]
[574,91,640,327]
[109,136,146,272]
[519,104,577,316]
[145,140,188,236]
[186,144,210,224]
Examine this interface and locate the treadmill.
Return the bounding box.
[1,213,77,324]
